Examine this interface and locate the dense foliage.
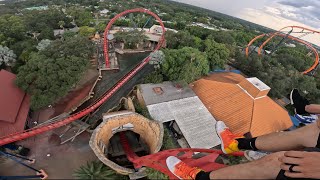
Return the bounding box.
[15,36,93,110]
[114,30,147,49]
[162,47,209,83]
[0,45,16,67]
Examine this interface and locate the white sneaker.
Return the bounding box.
[215,121,243,154]
[244,150,269,161]
[166,156,202,179]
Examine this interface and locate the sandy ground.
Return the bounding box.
[0,131,98,179]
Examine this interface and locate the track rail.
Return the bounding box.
[104,8,166,68]
[0,9,166,146]
[246,26,320,75]
[119,131,244,179]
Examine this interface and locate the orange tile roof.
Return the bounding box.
[191,72,293,137]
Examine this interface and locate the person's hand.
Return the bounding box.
[279,151,320,179]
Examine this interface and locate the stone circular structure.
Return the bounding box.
[89,111,163,175]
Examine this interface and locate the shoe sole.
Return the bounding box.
[243,151,254,161]
[166,157,182,180]
[290,89,294,105]
[215,122,227,154]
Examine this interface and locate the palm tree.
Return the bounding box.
[73,161,128,180]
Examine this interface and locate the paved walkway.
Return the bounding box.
[0,131,97,179]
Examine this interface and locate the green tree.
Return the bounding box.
[0,45,16,67]
[165,31,201,49]
[42,36,94,59]
[233,30,255,46]
[186,26,212,40]
[62,31,77,40]
[114,30,147,49]
[149,50,165,69]
[73,161,128,180]
[79,26,96,37]
[36,39,52,51]
[15,36,93,110]
[95,23,107,33]
[0,15,26,46]
[24,8,71,40]
[58,20,65,30]
[143,71,164,84]
[10,39,37,65]
[67,7,93,26]
[162,47,209,83]
[193,37,203,50]
[210,32,235,45]
[197,17,208,24]
[204,39,230,69]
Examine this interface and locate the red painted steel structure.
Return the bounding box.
[0,9,166,146]
[103,8,166,68]
[246,26,320,75]
[119,132,244,179]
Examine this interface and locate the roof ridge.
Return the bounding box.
[199,78,238,86]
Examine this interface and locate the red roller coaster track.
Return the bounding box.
[104,8,166,68]
[246,26,320,75]
[119,132,244,179]
[0,8,166,146]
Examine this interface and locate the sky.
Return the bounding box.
[172,0,320,45]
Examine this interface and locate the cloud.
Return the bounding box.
[271,0,320,28]
[278,0,319,8]
[238,7,320,46]
[171,0,320,31]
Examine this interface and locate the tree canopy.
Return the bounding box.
[66,6,94,27]
[79,26,96,37]
[204,38,230,69]
[0,15,26,46]
[162,47,209,83]
[24,8,72,40]
[114,30,147,49]
[0,45,16,67]
[15,36,93,110]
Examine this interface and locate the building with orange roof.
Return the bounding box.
[191,72,293,137]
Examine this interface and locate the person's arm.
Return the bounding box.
[306,104,320,114]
